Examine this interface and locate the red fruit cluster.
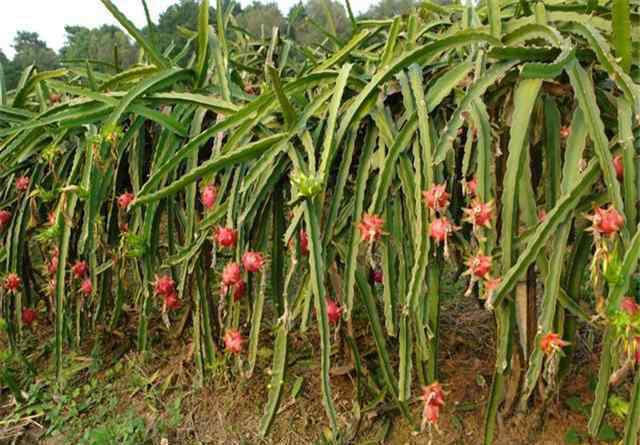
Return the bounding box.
[224,329,244,354]
[613,155,624,180]
[540,332,569,355]
[200,184,217,210]
[16,176,30,192]
[72,260,89,279]
[153,274,180,311]
[22,308,36,326]
[421,382,445,426]
[466,254,492,279]
[0,210,12,229]
[80,279,93,296]
[242,251,265,273]
[4,273,21,292]
[430,217,455,243]
[621,297,640,316]
[214,226,238,248]
[463,199,493,229]
[422,184,450,212]
[358,213,384,243]
[589,206,624,237]
[117,192,135,210]
[326,299,342,324]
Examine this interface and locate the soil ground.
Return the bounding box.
[0,294,627,445]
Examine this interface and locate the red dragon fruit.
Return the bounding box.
[21,308,36,326]
[372,269,383,284]
[0,210,12,229]
[71,260,89,280]
[466,254,492,279]
[4,273,21,292]
[80,278,93,296]
[117,192,135,210]
[15,176,30,192]
[430,217,455,243]
[621,297,639,316]
[463,199,493,228]
[222,262,242,286]
[164,292,181,311]
[540,332,569,355]
[326,299,342,324]
[242,251,265,273]
[589,206,624,237]
[153,275,175,297]
[421,382,445,427]
[200,184,217,210]
[613,155,624,180]
[358,213,384,243]
[224,330,244,354]
[214,227,238,248]
[422,184,450,212]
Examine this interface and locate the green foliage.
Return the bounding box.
[0,1,639,444]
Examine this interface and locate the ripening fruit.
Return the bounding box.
[326,299,342,324]
[221,280,246,302]
[466,254,492,279]
[153,275,175,297]
[224,329,244,354]
[22,308,36,326]
[465,177,477,196]
[164,292,181,311]
[222,262,242,286]
[15,176,30,192]
[242,251,265,273]
[299,230,309,255]
[559,126,571,139]
[80,278,93,296]
[621,297,639,316]
[0,210,12,229]
[540,332,569,355]
[463,199,493,228]
[200,184,217,210]
[589,206,624,236]
[358,213,384,243]
[422,184,450,211]
[71,260,89,280]
[47,254,58,276]
[613,155,623,180]
[372,269,383,284]
[49,93,61,104]
[430,217,454,242]
[214,227,238,248]
[421,382,445,426]
[4,273,21,292]
[47,211,56,225]
[117,192,135,210]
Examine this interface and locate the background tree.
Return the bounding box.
[60,25,138,71]
[237,2,286,38]
[361,0,417,19]
[291,0,351,48]
[5,31,58,89]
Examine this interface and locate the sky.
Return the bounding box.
[1,0,374,58]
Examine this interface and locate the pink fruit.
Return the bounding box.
[430,217,454,242]
[299,230,309,255]
[80,278,93,296]
[466,254,492,279]
[200,184,217,210]
[164,292,181,311]
[4,273,21,292]
[421,382,445,425]
[358,213,384,243]
[71,260,89,280]
[47,254,58,276]
[560,126,571,139]
[0,210,12,229]
[214,227,238,248]
[15,176,29,192]
[466,177,477,196]
[326,299,342,324]
[463,199,493,228]
[222,262,242,286]
[422,184,450,211]
[153,275,175,297]
[613,155,623,180]
[621,297,639,316]
[372,269,383,284]
[540,332,569,355]
[21,308,36,326]
[590,206,624,236]
[48,211,57,225]
[224,329,244,353]
[117,192,135,210]
[242,251,265,273]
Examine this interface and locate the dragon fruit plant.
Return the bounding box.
[0,0,639,443]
